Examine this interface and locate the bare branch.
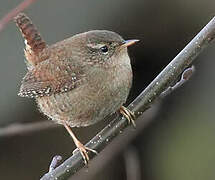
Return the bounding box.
[0,0,37,32]
[49,155,63,173]
[41,16,215,180]
[0,121,59,137]
[161,65,195,97]
[48,105,159,180]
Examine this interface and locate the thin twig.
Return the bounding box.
[0,0,37,32]
[41,16,215,180]
[160,65,195,97]
[0,121,59,137]
[49,155,63,173]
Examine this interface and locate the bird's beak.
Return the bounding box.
[121,39,139,47]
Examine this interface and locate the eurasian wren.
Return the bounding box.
[14,13,139,164]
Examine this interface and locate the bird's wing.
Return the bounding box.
[18,59,86,98]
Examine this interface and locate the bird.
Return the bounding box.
[14,13,139,165]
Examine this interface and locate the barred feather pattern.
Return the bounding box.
[14,13,47,66]
[18,59,86,98]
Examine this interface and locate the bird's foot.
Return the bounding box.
[63,122,97,165]
[73,140,97,165]
[119,106,136,128]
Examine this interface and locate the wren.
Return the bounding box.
[14,13,139,164]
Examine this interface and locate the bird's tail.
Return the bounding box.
[14,13,47,66]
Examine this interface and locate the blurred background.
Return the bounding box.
[0,0,215,179]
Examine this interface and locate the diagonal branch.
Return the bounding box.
[71,105,159,180]
[41,16,215,180]
[0,0,38,32]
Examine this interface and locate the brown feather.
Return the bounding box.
[18,59,86,98]
[14,13,47,66]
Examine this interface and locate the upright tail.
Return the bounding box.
[14,13,47,66]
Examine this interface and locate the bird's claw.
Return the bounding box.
[73,141,97,165]
[119,106,136,128]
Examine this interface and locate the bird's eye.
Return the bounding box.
[100,45,108,54]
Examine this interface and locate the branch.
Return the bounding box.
[49,155,63,173]
[0,121,59,137]
[160,65,195,97]
[41,16,215,180]
[71,105,159,180]
[0,0,37,32]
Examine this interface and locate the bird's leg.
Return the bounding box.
[119,106,136,128]
[63,121,97,165]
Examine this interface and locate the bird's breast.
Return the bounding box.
[37,54,132,127]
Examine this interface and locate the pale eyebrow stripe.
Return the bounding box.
[86,43,106,49]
